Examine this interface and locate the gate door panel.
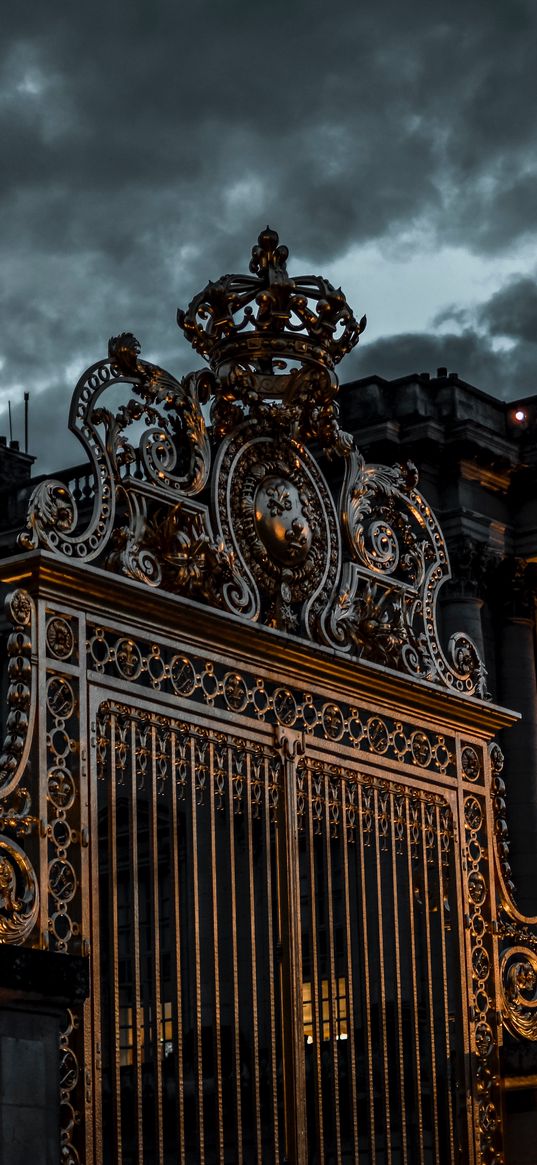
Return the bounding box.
[297,755,465,1165]
[91,695,469,1165]
[92,700,284,1164]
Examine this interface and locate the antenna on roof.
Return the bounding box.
[24,392,29,454]
[8,401,13,444]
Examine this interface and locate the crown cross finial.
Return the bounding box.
[249,226,289,279]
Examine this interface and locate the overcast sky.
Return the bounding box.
[2,0,537,471]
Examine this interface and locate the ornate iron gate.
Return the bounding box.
[1,227,537,1164]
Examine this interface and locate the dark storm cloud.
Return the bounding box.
[1,0,537,469]
[353,272,537,399]
[352,328,537,399]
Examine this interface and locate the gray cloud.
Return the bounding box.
[1,0,537,470]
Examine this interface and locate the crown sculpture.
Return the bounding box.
[20,228,487,697]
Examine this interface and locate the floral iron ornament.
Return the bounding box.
[20,227,486,695]
[489,742,537,1042]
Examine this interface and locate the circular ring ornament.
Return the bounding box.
[464,795,483,833]
[115,638,142,680]
[472,945,491,982]
[273,688,298,726]
[468,870,487,906]
[46,617,75,660]
[253,683,270,716]
[322,704,345,741]
[170,656,196,696]
[59,1048,79,1091]
[474,1021,493,1057]
[411,731,432,767]
[88,633,110,668]
[461,745,481,782]
[49,858,76,903]
[367,717,389,754]
[348,713,364,744]
[213,426,340,633]
[46,676,75,721]
[223,673,248,712]
[48,768,76,810]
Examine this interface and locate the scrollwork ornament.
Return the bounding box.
[19,334,212,563]
[500,947,537,1040]
[329,446,490,696]
[59,1008,83,1164]
[446,632,490,700]
[0,834,39,943]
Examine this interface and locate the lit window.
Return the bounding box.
[120,1002,173,1065]
[303,977,348,1042]
[119,1006,143,1066]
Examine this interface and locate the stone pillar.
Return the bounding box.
[0,946,89,1165]
[441,537,493,666]
[495,559,537,914]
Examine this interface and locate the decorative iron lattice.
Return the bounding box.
[19,228,486,697]
[85,617,458,777]
[0,589,39,944]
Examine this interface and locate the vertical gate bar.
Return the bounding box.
[357,783,376,1165]
[129,718,144,1164]
[405,795,425,1165]
[341,778,359,1160]
[373,786,392,1165]
[306,762,325,1164]
[90,703,106,1165]
[227,741,243,1164]
[420,800,440,1163]
[434,803,456,1162]
[77,613,94,1165]
[209,739,225,1164]
[169,728,185,1162]
[263,753,280,1163]
[323,768,342,1165]
[389,792,408,1165]
[189,733,205,1163]
[150,723,165,1165]
[453,778,477,1163]
[276,729,307,1165]
[245,749,263,1163]
[109,711,123,1164]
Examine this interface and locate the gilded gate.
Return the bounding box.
[1,229,537,1164]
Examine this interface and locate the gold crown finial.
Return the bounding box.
[177,227,366,381]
